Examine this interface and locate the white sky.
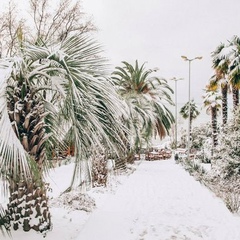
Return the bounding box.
[83,0,240,104]
[2,0,240,104]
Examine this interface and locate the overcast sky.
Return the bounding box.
[2,0,240,105]
[83,0,240,104]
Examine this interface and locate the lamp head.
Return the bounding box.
[181,56,188,61]
[181,55,203,61]
[170,77,184,81]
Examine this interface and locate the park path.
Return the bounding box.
[77,159,240,240]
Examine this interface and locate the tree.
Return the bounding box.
[0,1,26,57]
[179,100,200,141]
[228,35,240,109]
[0,0,96,57]
[203,89,221,148]
[112,60,174,162]
[211,42,230,125]
[29,0,96,42]
[0,35,127,235]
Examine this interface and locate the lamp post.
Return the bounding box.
[181,55,202,160]
[170,77,183,149]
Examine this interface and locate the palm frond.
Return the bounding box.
[0,60,31,184]
[112,60,174,146]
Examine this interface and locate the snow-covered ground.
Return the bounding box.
[2,158,240,240]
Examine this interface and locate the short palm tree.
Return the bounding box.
[179,100,200,141]
[112,60,174,160]
[203,89,222,147]
[0,35,127,234]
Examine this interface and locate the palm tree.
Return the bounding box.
[112,60,174,161]
[203,89,222,147]
[228,35,240,110]
[211,42,230,125]
[179,100,200,141]
[0,35,127,234]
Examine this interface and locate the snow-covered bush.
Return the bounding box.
[182,159,206,181]
[201,138,212,163]
[211,107,240,177]
[205,175,240,213]
[208,107,240,213]
[191,123,212,150]
[50,192,96,212]
[178,123,212,162]
[221,179,240,213]
[179,128,187,148]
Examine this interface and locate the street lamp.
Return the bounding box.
[181,55,202,160]
[170,77,183,149]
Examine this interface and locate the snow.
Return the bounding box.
[1,158,240,240]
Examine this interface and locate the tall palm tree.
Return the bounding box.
[0,35,127,234]
[179,100,200,141]
[211,42,230,125]
[203,89,222,147]
[228,35,240,110]
[112,60,174,161]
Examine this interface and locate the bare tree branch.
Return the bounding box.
[0,1,28,57]
[29,0,96,42]
[0,0,96,56]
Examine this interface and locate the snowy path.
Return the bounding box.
[77,160,240,240]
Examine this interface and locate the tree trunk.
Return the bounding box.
[221,83,228,125]
[211,106,218,147]
[189,117,193,142]
[6,179,51,235]
[6,82,52,235]
[232,86,239,110]
[91,154,108,187]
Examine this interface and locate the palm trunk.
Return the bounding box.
[92,154,108,187]
[7,179,51,233]
[211,106,218,147]
[232,86,239,110]
[126,151,135,164]
[189,116,193,142]
[221,83,228,125]
[6,82,52,234]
